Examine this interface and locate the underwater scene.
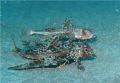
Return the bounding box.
[1,1,120,83]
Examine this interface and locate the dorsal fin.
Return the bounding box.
[63,18,70,28]
[12,38,17,49]
[12,38,21,53]
[48,36,59,48]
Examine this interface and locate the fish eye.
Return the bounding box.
[82,30,85,33]
[84,48,89,52]
[82,30,86,35]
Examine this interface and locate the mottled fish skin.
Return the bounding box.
[8,40,93,70]
[8,55,69,70]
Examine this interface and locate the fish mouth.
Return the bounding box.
[75,34,93,39]
[81,34,93,39]
[87,52,93,56]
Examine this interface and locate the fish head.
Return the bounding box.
[74,28,93,39]
[72,43,93,58]
[81,43,93,57]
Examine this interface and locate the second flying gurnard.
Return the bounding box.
[29,18,94,40]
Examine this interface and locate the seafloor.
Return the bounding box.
[1,1,120,83]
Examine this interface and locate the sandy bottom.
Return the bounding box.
[1,1,120,83]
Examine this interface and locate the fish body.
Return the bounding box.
[29,29,71,35]
[8,37,93,70]
[28,19,94,39]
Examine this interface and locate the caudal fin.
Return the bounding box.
[29,29,34,35]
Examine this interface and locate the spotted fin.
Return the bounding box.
[8,60,42,70]
[63,18,73,28]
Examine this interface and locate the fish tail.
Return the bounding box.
[29,29,34,35]
[8,60,42,70]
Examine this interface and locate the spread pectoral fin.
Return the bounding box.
[8,60,42,70]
